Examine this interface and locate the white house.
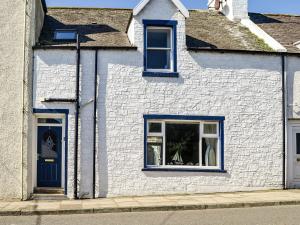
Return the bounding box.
[30,0,300,199]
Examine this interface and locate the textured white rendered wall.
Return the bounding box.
[33,50,77,199]
[34,50,97,199]
[223,0,249,21]
[287,56,300,119]
[78,51,96,199]
[207,0,248,21]
[34,0,284,197]
[96,51,283,197]
[96,0,283,197]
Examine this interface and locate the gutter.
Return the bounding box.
[32,46,300,57]
[93,50,98,199]
[187,48,300,57]
[74,34,81,199]
[33,46,138,51]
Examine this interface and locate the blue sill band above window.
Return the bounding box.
[143,20,178,78]
[143,114,226,173]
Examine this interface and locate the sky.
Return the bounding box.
[46,0,300,15]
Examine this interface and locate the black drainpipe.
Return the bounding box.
[74,34,81,199]
[93,50,98,199]
[281,53,286,190]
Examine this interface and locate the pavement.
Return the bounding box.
[2,205,300,225]
[1,190,300,216]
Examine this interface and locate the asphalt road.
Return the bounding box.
[1,205,300,225]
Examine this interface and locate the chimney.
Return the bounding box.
[208,0,249,21]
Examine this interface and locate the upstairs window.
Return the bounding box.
[146,27,172,71]
[54,30,77,41]
[143,20,178,78]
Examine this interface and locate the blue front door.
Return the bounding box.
[37,126,62,187]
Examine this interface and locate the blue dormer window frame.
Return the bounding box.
[143,20,179,78]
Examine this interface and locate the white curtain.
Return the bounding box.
[205,138,216,166]
[149,145,161,166]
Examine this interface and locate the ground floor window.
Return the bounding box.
[144,115,225,171]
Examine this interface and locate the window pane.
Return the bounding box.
[147,29,171,48]
[147,49,170,69]
[147,137,163,166]
[202,138,218,166]
[55,31,76,40]
[204,124,217,134]
[38,118,62,124]
[149,123,162,133]
[166,123,199,166]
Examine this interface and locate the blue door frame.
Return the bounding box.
[33,108,69,194]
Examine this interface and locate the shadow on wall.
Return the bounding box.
[97,56,108,198]
[189,51,282,71]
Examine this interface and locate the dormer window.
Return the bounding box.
[146,28,172,71]
[143,20,178,78]
[54,30,77,41]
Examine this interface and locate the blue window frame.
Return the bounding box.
[143,115,226,173]
[143,20,178,78]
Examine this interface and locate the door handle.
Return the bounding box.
[297,158,300,162]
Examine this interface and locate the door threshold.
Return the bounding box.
[31,193,68,201]
[34,187,64,195]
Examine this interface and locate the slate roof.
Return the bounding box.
[186,10,271,51]
[250,13,300,53]
[38,8,133,48]
[37,7,299,53]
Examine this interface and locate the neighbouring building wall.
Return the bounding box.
[0,0,26,200]
[22,0,45,199]
[0,0,44,200]
[34,0,45,42]
[287,56,300,119]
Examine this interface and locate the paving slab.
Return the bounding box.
[1,190,300,216]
